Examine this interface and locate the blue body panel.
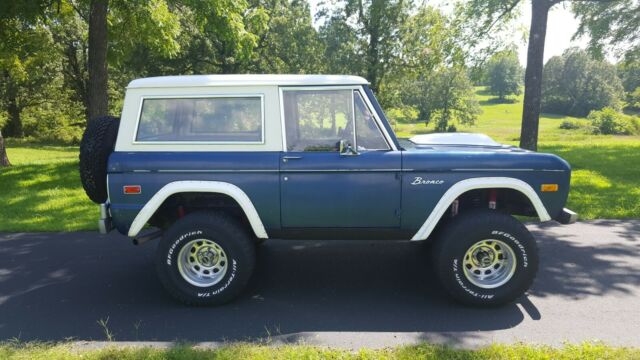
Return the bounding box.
[280,151,401,227]
[108,152,281,234]
[107,147,571,238]
[400,149,570,230]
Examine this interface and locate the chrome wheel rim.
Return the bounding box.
[462,239,517,289]
[177,239,228,287]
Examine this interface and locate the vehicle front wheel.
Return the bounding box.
[432,210,539,306]
[155,212,256,306]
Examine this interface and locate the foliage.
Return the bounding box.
[485,49,523,100]
[317,0,410,91]
[542,48,625,117]
[573,0,640,61]
[0,18,61,138]
[617,61,640,93]
[588,107,640,135]
[374,5,481,132]
[248,0,324,74]
[0,0,637,148]
[559,119,583,130]
[403,66,481,131]
[385,106,419,125]
[628,87,640,110]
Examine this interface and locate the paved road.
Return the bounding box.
[0,220,639,349]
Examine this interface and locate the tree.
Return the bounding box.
[318,0,409,91]
[376,5,454,109]
[627,87,640,111]
[319,15,365,76]
[573,0,640,61]
[465,0,640,150]
[617,60,640,109]
[375,5,480,131]
[617,61,640,93]
[0,130,10,166]
[87,0,108,120]
[541,48,624,117]
[404,66,481,132]
[0,19,60,138]
[518,0,560,151]
[486,50,523,100]
[248,0,324,73]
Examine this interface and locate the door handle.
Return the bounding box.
[282,156,302,162]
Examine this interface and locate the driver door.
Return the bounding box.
[279,87,401,228]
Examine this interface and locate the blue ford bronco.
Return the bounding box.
[79,74,577,306]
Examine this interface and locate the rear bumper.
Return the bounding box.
[98,203,114,234]
[555,208,578,224]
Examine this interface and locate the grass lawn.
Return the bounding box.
[0,146,97,232]
[1,342,638,360]
[0,87,638,232]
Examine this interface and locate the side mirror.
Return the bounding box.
[339,139,358,156]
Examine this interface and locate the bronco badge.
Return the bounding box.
[411,177,445,185]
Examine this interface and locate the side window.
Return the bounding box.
[354,91,390,150]
[283,90,354,152]
[136,96,263,143]
[282,89,389,152]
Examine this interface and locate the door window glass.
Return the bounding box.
[282,90,354,152]
[354,91,390,150]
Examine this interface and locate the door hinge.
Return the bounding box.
[395,208,402,218]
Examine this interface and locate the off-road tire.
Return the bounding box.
[79,115,120,203]
[155,212,256,306]
[432,209,539,306]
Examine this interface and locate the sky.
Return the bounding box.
[307,0,592,66]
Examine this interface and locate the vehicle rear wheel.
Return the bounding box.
[432,209,538,306]
[155,212,256,306]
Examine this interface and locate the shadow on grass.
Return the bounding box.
[540,143,640,219]
[475,88,493,96]
[478,97,519,106]
[0,160,96,231]
[540,113,571,120]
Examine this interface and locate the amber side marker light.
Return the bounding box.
[123,185,142,194]
[541,184,559,192]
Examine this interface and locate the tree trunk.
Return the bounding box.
[0,130,10,167]
[88,0,109,121]
[4,95,24,138]
[520,0,554,151]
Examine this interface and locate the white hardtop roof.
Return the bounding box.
[128,74,369,89]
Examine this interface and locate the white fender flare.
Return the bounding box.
[128,181,268,239]
[411,177,551,241]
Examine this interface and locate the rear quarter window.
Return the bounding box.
[135,96,264,143]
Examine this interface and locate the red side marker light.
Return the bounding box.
[123,185,141,194]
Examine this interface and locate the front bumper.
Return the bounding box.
[555,208,578,224]
[98,203,114,234]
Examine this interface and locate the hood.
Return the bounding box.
[402,133,527,153]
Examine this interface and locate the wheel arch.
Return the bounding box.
[411,177,551,241]
[128,181,268,239]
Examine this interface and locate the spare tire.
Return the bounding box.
[79,115,120,203]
